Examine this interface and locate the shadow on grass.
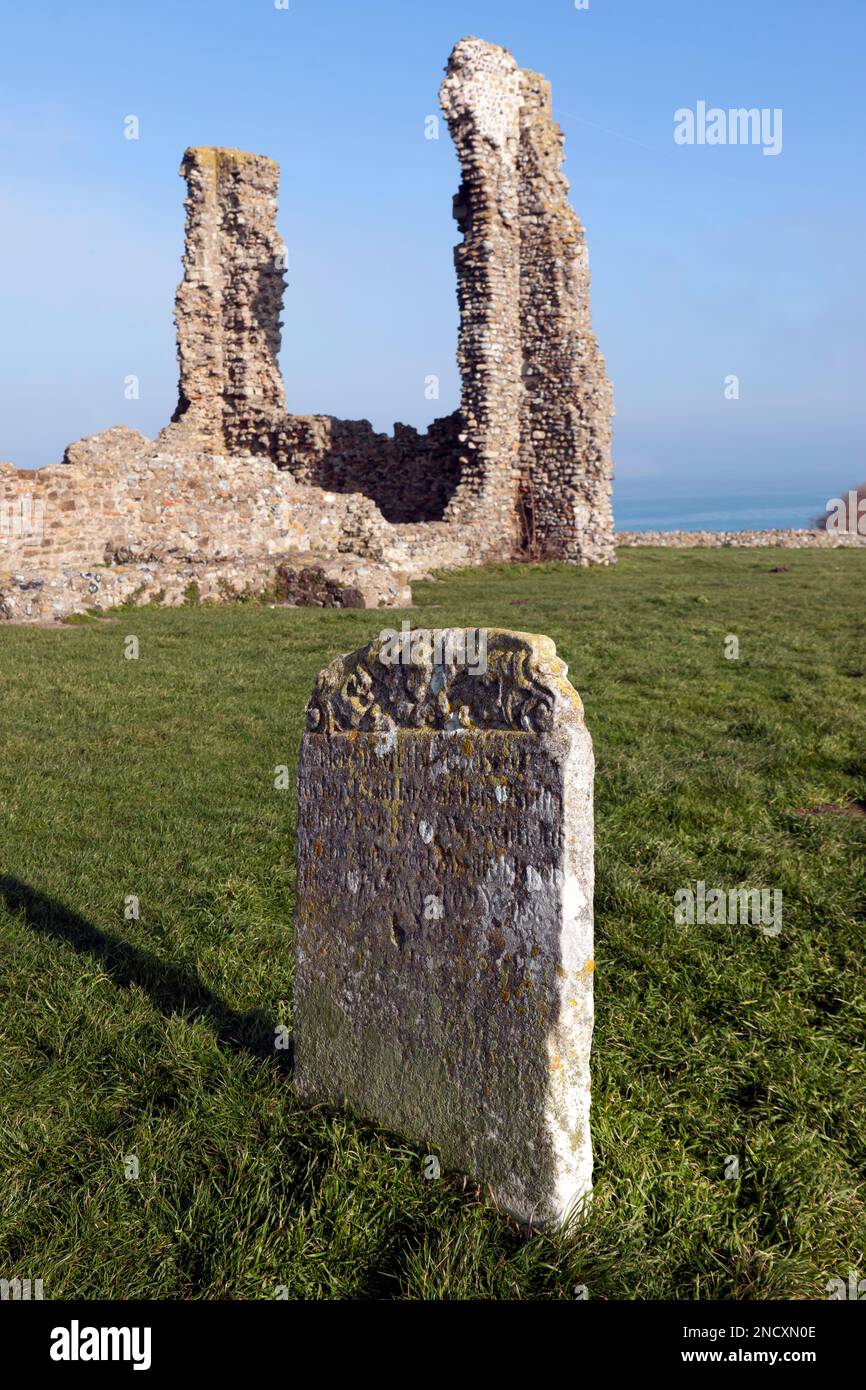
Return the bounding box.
[0,875,292,1073]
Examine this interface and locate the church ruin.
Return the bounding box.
[0,38,615,623]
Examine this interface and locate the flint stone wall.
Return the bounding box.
[0,428,474,621]
[439,39,614,563]
[162,147,287,455]
[159,39,615,561]
[295,629,595,1230]
[616,528,864,549]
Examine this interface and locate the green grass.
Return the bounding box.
[1,548,864,1300]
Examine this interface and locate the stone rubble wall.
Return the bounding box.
[276,412,463,523]
[616,529,864,549]
[0,427,474,622]
[158,38,617,559]
[517,67,615,565]
[0,551,411,625]
[437,39,615,564]
[438,39,524,555]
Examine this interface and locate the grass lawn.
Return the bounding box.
[1,547,864,1300]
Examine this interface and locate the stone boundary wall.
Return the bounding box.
[615,529,864,549]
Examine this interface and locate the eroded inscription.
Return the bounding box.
[294,630,594,1230]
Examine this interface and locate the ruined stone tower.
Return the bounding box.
[160,38,614,564]
[438,42,524,549]
[2,36,617,624]
[163,147,287,454]
[440,38,614,563]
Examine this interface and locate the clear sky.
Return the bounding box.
[1,0,863,503]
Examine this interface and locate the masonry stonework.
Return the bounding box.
[439,39,614,563]
[162,148,287,456]
[1,37,620,622]
[516,62,615,563]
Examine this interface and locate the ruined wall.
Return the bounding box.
[516,67,615,564]
[162,147,287,454]
[281,413,462,523]
[438,38,614,564]
[438,40,524,553]
[0,426,475,621]
[158,38,615,558]
[2,37,619,623]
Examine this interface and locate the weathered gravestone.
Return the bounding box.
[294,627,594,1229]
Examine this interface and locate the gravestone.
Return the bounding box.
[294,627,594,1229]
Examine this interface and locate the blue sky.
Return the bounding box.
[0,0,863,505]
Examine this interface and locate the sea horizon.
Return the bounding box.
[613,491,832,533]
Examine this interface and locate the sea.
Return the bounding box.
[613,492,830,534]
